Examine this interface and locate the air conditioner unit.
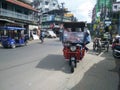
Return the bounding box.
[113,3,120,12]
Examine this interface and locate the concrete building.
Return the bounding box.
[0,0,38,38]
[92,0,116,37]
[32,0,60,13]
[32,0,73,36]
[112,1,120,35]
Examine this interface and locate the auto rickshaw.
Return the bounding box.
[62,22,86,73]
[0,26,28,48]
[93,32,110,53]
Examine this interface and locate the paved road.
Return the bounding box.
[0,38,118,90]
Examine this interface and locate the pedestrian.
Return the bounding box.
[59,24,64,41]
[39,30,45,43]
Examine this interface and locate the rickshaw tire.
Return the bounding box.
[106,46,109,52]
[112,49,120,59]
[11,44,16,49]
[106,43,109,52]
[25,42,28,46]
[71,61,75,73]
[69,60,71,66]
[3,46,7,48]
[97,46,101,54]
[75,61,77,68]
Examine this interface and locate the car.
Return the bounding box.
[46,30,57,38]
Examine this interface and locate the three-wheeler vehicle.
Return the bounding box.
[0,26,28,48]
[62,22,86,73]
[93,32,110,53]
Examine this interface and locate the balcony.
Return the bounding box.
[0,8,38,23]
[42,15,71,22]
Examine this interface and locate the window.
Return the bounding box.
[53,3,56,6]
[45,1,49,5]
[2,2,7,9]
[45,8,49,12]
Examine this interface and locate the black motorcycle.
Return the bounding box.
[112,37,120,59]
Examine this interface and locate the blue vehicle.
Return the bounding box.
[0,26,28,48]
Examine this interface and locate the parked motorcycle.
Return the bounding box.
[112,35,120,58]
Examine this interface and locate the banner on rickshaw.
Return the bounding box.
[63,31,85,43]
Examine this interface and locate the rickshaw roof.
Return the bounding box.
[0,26,25,30]
[63,22,86,28]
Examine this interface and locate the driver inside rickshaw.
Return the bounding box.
[63,27,91,52]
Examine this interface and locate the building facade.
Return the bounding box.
[32,0,73,35]
[112,1,120,35]
[0,0,38,38]
[92,0,116,37]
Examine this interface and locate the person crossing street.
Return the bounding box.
[39,30,45,43]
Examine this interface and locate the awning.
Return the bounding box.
[6,0,38,12]
[0,19,15,23]
[0,26,25,30]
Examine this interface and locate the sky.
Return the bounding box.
[58,0,96,23]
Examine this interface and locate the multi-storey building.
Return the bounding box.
[32,0,73,35]
[0,0,38,37]
[112,1,120,35]
[32,0,59,14]
[92,0,116,37]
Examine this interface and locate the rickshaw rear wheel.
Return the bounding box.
[3,46,7,48]
[25,41,28,46]
[11,44,16,48]
[69,60,71,66]
[71,61,75,73]
[106,46,109,52]
[112,49,120,59]
[106,43,109,52]
[75,60,77,68]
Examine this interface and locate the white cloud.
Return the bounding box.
[77,1,94,22]
[58,0,96,23]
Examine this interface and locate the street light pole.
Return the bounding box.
[119,12,120,35]
[61,2,64,22]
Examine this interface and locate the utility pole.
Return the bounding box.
[61,2,64,22]
[119,11,120,35]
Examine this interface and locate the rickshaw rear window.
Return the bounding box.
[63,22,85,28]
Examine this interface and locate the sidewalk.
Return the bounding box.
[69,42,119,90]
